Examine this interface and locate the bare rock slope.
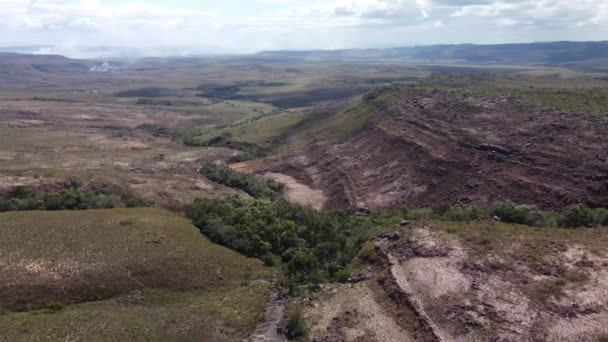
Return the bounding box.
[304,222,608,341]
[277,87,608,210]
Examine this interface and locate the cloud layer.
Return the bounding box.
[0,0,606,56]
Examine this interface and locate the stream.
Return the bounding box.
[248,292,288,342]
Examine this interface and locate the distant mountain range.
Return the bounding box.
[1,41,608,67]
[0,46,51,54]
[256,41,608,66]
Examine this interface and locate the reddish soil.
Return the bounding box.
[277,88,608,210]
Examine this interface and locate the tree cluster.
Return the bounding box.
[0,180,148,212]
[187,196,378,283]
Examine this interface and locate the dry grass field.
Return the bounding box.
[0,208,271,341]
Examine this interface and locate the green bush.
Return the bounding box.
[440,204,489,222]
[492,201,529,224]
[137,124,177,138]
[45,301,66,313]
[332,268,352,283]
[592,208,608,226]
[0,180,149,213]
[403,208,434,220]
[184,133,268,160]
[404,201,607,229]
[561,204,596,228]
[286,309,307,339]
[199,163,284,199]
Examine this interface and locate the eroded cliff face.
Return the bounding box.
[275,88,608,211]
[303,222,608,342]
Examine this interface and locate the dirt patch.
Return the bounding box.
[229,160,328,209]
[304,282,413,342]
[0,175,59,192]
[262,172,327,210]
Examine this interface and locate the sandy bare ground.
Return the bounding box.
[304,282,413,342]
[262,172,327,210]
[230,161,329,210]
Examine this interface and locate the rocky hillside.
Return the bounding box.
[303,221,608,342]
[273,86,608,211]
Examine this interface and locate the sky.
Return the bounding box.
[0,0,607,56]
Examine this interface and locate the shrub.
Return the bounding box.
[404,208,434,220]
[492,201,529,224]
[9,186,32,199]
[0,198,15,211]
[125,197,150,208]
[199,163,284,199]
[0,181,149,213]
[184,133,268,160]
[115,87,176,98]
[285,309,307,339]
[440,204,489,222]
[408,201,608,228]
[521,208,549,227]
[561,204,596,228]
[119,219,135,226]
[137,124,176,138]
[597,335,608,342]
[593,208,608,226]
[261,253,280,267]
[332,268,352,283]
[45,301,66,313]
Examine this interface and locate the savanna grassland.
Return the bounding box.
[2,49,608,342]
[0,208,270,341]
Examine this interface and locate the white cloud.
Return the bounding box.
[0,0,605,56]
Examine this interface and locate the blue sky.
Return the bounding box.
[0,0,607,56]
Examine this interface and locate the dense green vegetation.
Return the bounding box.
[137,125,269,161]
[184,133,268,161]
[187,196,395,283]
[136,98,173,106]
[419,79,608,118]
[196,85,241,99]
[192,164,608,284]
[115,87,178,98]
[518,87,608,117]
[199,163,284,199]
[136,123,178,138]
[407,201,608,228]
[0,179,148,212]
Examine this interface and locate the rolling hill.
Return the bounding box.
[0,208,271,341]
